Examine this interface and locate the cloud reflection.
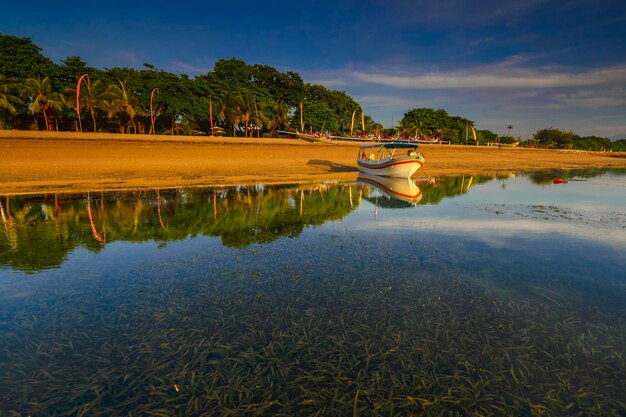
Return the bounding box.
[367,216,626,251]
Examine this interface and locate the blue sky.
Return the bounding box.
[4,0,626,138]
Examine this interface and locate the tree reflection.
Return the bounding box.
[1,175,510,272]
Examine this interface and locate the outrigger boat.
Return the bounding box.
[357,143,425,178]
[277,129,331,143]
[295,131,329,143]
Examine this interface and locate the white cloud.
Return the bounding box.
[551,87,626,108]
[352,63,626,90]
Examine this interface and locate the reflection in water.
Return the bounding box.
[357,173,424,207]
[0,170,625,416]
[0,175,491,272]
[0,184,360,271]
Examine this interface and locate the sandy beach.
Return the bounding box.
[1,130,625,195]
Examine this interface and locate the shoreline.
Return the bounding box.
[2,130,625,195]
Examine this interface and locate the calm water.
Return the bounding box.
[1,169,625,416]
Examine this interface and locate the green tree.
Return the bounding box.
[0,34,55,79]
[107,80,145,133]
[214,58,252,90]
[476,129,497,144]
[533,128,575,149]
[21,76,65,131]
[612,139,626,151]
[0,74,23,128]
[572,135,612,151]
[78,78,108,132]
[54,56,98,90]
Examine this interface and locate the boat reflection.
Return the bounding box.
[357,173,424,207]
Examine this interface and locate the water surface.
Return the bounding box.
[1,169,624,416]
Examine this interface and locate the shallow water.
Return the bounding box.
[0,169,625,416]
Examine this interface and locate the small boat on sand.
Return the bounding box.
[277,129,331,143]
[357,143,425,178]
[295,131,329,143]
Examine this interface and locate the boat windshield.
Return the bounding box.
[359,144,419,161]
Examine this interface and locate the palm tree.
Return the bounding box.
[239,94,256,137]
[507,124,513,138]
[245,96,268,138]
[22,77,65,131]
[225,93,244,136]
[267,101,289,137]
[71,78,107,132]
[108,80,144,133]
[99,99,123,133]
[370,122,384,137]
[214,98,229,134]
[0,75,23,129]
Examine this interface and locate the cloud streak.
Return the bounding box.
[352,63,626,90]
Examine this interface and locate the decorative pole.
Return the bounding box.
[361,108,365,134]
[350,110,356,136]
[150,87,159,134]
[76,73,89,132]
[209,95,214,135]
[253,101,260,138]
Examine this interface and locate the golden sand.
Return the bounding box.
[1,130,625,195]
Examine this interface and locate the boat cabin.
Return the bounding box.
[358,143,421,162]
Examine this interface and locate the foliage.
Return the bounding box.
[0,34,55,79]
[21,76,66,131]
[0,74,23,128]
[572,135,613,151]
[533,128,576,149]
[399,108,481,143]
[611,139,626,151]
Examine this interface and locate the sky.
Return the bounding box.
[3,0,626,139]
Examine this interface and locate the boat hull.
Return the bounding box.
[357,173,423,204]
[296,133,327,143]
[357,157,424,178]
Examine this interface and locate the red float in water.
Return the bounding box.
[553,178,565,184]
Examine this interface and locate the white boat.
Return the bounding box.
[357,143,425,178]
[357,173,423,206]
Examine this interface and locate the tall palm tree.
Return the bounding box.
[99,99,123,133]
[507,124,513,138]
[0,75,23,129]
[108,80,144,133]
[370,122,384,137]
[400,118,428,138]
[240,95,267,137]
[22,77,65,131]
[267,101,289,137]
[70,78,108,132]
[225,93,244,136]
[239,94,255,137]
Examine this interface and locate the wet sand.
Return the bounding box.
[2,130,625,195]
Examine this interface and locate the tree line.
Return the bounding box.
[528,128,626,151]
[1,34,623,150]
[0,34,366,136]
